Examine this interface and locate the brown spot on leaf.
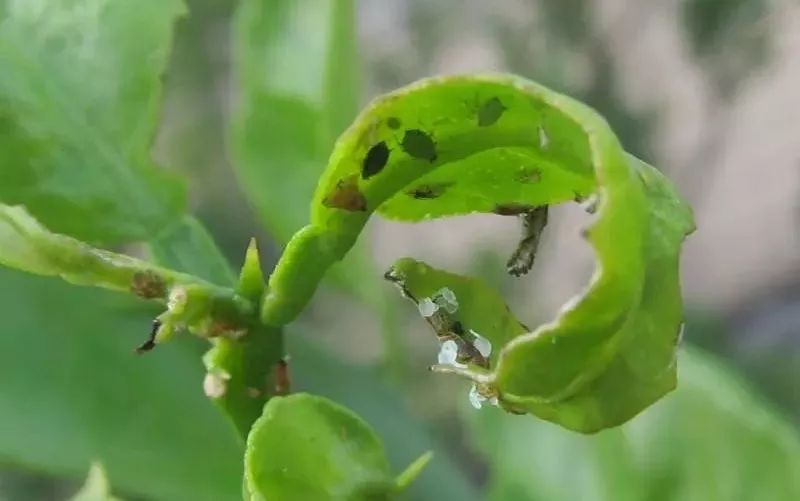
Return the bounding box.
[323,175,367,211]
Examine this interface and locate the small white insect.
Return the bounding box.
[418,297,439,317]
[468,384,499,409]
[468,384,485,409]
[470,330,492,358]
[437,339,466,368]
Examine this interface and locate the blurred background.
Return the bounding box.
[1,0,800,499]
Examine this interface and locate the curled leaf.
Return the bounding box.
[264,74,694,432]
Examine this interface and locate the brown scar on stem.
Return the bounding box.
[273,358,290,395]
[130,270,166,299]
[323,175,367,212]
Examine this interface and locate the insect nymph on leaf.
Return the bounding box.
[505,206,549,277]
[361,141,390,179]
[400,129,438,162]
[477,96,506,127]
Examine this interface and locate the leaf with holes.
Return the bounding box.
[262,74,694,432]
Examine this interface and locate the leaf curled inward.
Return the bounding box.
[262,74,694,433]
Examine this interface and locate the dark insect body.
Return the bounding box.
[407,182,452,199]
[361,141,390,179]
[135,318,161,354]
[506,206,549,277]
[477,97,506,127]
[401,129,438,162]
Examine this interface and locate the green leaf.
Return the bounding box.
[231,0,359,243]
[0,0,186,244]
[245,393,408,500]
[468,347,800,501]
[261,74,693,432]
[0,268,242,501]
[70,463,121,501]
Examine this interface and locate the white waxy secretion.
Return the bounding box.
[437,339,466,368]
[468,384,485,409]
[468,384,499,409]
[418,297,439,317]
[470,330,492,358]
[433,287,459,314]
[203,372,227,399]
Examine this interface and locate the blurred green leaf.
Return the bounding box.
[0,0,186,244]
[70,463,120,501]
[468,347,800,501]
[148,216,236,286]
[245,393,399,500]
[0,268,241,501]
[231,0,359,243]
[682,0,771,95]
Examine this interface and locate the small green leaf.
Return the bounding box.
[245,393,400,500]
[0,0,187,244]
[70,463,121,501]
